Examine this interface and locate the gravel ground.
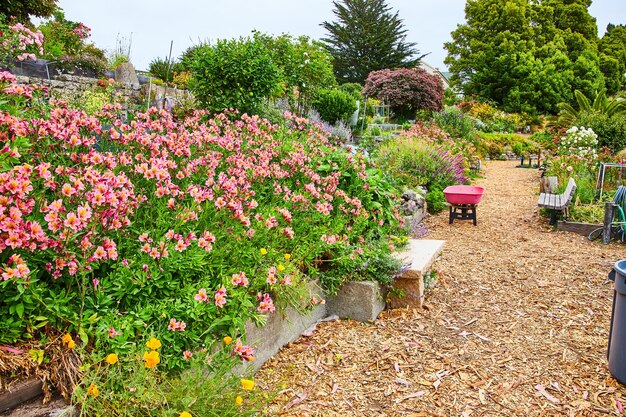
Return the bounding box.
[256,160,626,417]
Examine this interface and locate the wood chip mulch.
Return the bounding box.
[255,161,626,416]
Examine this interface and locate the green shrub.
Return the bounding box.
[76,342,268,417]
[38,12,107,75]
[339,83,363,100]
[377,138,467,190]
[530,130,556,151]
[577,112,626,152]
[432,107,476,141]
[148,57,183,83]
[426,187,446,214]
[311,89,357,124]
[443,88,460,106]
[189,37,282,114]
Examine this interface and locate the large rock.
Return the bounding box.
[115,62,140,89]
[326,281,385,322]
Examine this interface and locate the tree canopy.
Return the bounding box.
[0,0,57,22]
[321,0,421,84]
[444,0,615,115]
[599,24,626,95]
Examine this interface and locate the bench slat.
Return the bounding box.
[537,178,577,210]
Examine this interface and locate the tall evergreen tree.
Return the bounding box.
[321,0,421,84]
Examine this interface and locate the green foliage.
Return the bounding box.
[432,107,476,142]
[311,88,357,124]
[530,130,557,151]
[148,57,183,83]
[253,33,337,108]
[599,24,626,94]
[475,132,538,159]
[321,0,421,84]
[339,83,363,100]
[577,112,626,152]
[467,102,523,133]
[76,344,267,416]
[38,11,107,75]
[443,88,460,106]
[0,0,57,22]
[377,138,467,190]
[554,89,626,127]
[189,37,282,114]
[77,79,115,115]
[425,187,445,214]
[445,0,606,114]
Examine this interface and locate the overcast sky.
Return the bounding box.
[55,0,626,72]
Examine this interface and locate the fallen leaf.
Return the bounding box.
[395,391,426,403]
[535,384,560,404]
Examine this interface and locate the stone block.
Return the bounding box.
[243,282,327,371]
[394,239,445,277]
[387,277,425,309]
[389,239,445,308]
[326,281,385,322]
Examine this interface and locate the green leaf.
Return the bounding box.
[29,349,45,365]
[16,303,24,319]
[78,328,88,346]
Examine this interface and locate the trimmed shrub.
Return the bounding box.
[311,88,357,124]
[363,68,444,118]
[189,37,282,114]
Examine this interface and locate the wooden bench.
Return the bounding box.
[538,177,577,225]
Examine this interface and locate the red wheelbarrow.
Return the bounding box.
[443,185,485,225]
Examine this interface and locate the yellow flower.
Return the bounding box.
[179,412,192,417]
[241,379,254,391]
[67,339,76,350]
[235,396,243,405]
[277,264,285,272]
[143,350,160,368]
[260,248,268,255]
[61,333,72,345]
[284,253,291,261]
[223,336,233,345]
[145,337,162,350]
[105,353,118,365]
[87,384,99,397]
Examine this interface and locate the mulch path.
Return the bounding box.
[256,160,626,416]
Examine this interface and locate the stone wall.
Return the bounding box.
[14,73,191,108]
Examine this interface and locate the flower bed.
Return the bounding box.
[0,70,405,414]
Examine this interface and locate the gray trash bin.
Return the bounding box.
[608,260,626,383]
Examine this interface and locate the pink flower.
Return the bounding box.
[214,286,227,308]
[194,288,208,303]
[257,293,275,313]
[283,227,294,239]
[183,350,193,360]
[108,327,122,338]
[168,318,186,331]
[231,271,248,287]
[233,339,255,362]
[266,266,277,285]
